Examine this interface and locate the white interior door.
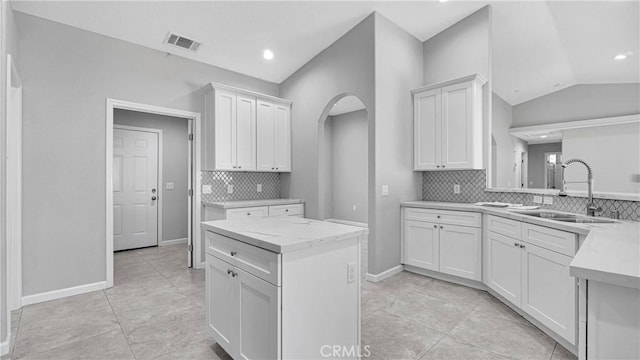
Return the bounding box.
[113,128,159,251]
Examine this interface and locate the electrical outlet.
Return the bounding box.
[165,182,174,190]
[227,184,234,194]
[533,195,543,204]
[352,205,357,211]
[453,184,461,194]
[256,184,262,193]
[543,196,553,205]
[347,263,357,283]
[202,185,212,194]
[382,185,389,196]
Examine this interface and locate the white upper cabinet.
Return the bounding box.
[257,100,291,172]
[204,83,292,172]
[412,74,486,170]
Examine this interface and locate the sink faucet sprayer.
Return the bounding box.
[559,158,602,217]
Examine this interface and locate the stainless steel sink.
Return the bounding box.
[510,210,618,224]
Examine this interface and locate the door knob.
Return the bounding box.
[151,196,157,201]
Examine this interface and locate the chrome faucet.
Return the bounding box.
[559,158,602,217]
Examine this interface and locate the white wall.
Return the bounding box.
[328,109,368,223]
[322,117,333,220]
[1,1,20,349]
[16,13,278,296]
[114,109,189,244]
[373,13,424,274]
[563,123,640,195]
[513,84,640,127]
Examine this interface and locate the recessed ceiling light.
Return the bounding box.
[614,53,627,60]
[263,49,274,60]
[540,135,548,138]
[438,0,449,3]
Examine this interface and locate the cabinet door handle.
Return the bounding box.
[285,209,289,212]
[238,166,242,169]
[437,215,441,218]
[436,165,440,168]
[230,251,237,257]
[440,225,443,229]
[514,242,519,247]
[433,225,437,228]
[442,165,445,168]
[520,244,526,249]
[246,213,251,216]
[227,269,237,277]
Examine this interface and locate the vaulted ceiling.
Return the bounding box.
[12,1,639,105]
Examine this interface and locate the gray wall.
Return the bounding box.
[513,84,640,127]
[492,93,527,188]
[1,0,20,347]
[279,15,375,222]
[17,13,278,296]
[372,13,423,274]
[328,109,368,223]
[422,6,492,186]
[527,142,562,189]
[114,109,188,244]
[323,117,334,220]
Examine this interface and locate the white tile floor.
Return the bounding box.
[3,244,577,360]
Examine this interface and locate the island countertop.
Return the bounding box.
[201,198,303,209]
[401,201,640,289]
[201,216,368,254]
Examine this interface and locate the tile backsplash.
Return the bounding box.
[201,171,280,203]
[422,170,640,221]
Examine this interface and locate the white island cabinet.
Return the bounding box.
[202,216,367,360]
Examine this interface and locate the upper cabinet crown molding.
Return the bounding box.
[203,83,292,172]
[413,73,486,171]
[411,73,488,95]
[203,82,293,106]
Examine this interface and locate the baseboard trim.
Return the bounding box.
[404,265,486,290]
[159,237,188,246]
[324,219,368,228]
[366,265,404,283]
[21,281,107,306]
[1,337,10,356]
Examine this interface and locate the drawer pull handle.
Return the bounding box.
[520,244,526,249]
[514,242,519,247]
[433,225,437,228]
[227,269,237,277]
[440,225,443,229]
[437,215,440,218]
[246,213,251,216]
[285,209,289,212]
[230,251,237,257]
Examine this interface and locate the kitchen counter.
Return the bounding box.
[201,215,368,254]
[401,201,640,289]
[202,198,303,209]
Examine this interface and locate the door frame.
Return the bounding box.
[7,54,23,312]
[113,125,163,249]
[106,99,202,289]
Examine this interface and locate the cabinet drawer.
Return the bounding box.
[522,223,577,256]
[487,215,522,239]
[269,203,303,217]
[404,208,481,228]
[206,231,281,285]
[226,206,268,219]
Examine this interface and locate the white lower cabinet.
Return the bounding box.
[206,253,280,359]
[402,209,481,281]
[521,243,575,343]
[403,220,439,271]
[486,215,577,346]
[487,231,522,305]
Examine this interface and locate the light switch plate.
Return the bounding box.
[453,184,461,194]
[347,263,357,283]
[165,182,174,190]
[227,184,234,194]
[533,195,543,204]
[202,185,212,194]
[543,196,553,205]
[256,184,262,193]
[382,185,389,196]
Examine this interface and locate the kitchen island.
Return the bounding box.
[201,216,368,360]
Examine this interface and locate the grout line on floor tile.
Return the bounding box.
[550,342,558,360]
[10,328,122,360]
[103,289,138,360]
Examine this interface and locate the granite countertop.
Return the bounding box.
[201,216,368,254]
[401,201,640,289]
[202,198,304,209]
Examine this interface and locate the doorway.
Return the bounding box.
[106,99,202,289]
[113,126,161,251]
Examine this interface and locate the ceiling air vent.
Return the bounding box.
[164,32,201,52]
